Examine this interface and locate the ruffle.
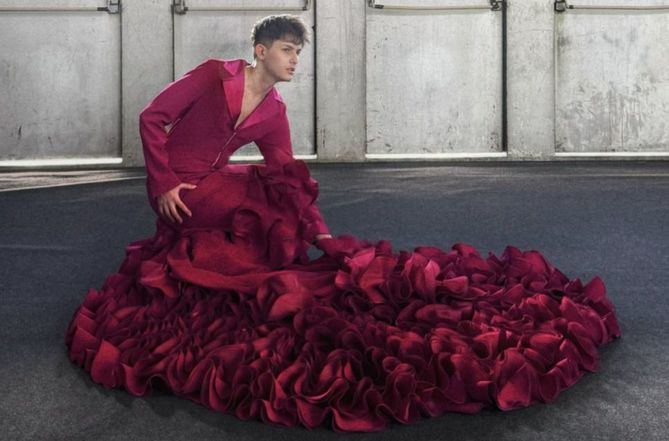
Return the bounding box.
[162,159,322,270]
[65,174,622,432]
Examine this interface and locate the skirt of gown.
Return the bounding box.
[64,159,622,432]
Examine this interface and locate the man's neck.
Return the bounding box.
[245,64,275,98]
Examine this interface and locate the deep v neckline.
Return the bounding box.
[232,65,272,131]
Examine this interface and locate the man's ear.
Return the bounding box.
[254,43,268,61]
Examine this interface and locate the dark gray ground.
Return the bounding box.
[1,161,667,440]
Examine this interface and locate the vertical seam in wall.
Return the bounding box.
[313,0,318,159]
[501,0,507,153]
[363,1,367,157]
[119,2,124,160]
[171,2,175,81]
[553,1,557,155]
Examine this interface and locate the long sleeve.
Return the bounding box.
[138,58,219,200]
[255,107,331,243]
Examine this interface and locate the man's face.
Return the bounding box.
[263,38,303,81]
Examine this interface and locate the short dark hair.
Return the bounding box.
[250,14,310,59]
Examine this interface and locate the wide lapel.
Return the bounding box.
[236,87,282,132]
[220,59,244,128]
[219,58,283,133]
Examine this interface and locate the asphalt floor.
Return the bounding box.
[1,161,666,440]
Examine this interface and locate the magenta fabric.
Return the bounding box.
[138,57,330,243]
[65,58,622,432]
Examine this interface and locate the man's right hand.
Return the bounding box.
[156,182,197,224]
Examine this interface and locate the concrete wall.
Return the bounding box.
[1,0,668,169]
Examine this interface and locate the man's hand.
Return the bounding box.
[313,233,333,243]
[313,235,360,265]
[156,182,197,224]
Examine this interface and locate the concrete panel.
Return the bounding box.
[366,0,503,155]
[556,1,669,153]
[173,0,315,158]
[122,0,174,168]
[507,0,555,159]
[0,0,121,161]
[315,0,367,161]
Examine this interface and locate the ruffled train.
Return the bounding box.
[65,160,622,432]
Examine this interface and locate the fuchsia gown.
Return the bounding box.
[65,57,622,432]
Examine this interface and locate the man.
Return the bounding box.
[139,14,333,247]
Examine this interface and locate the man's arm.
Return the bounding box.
[254,106,331,244]
[139,58,218,200]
